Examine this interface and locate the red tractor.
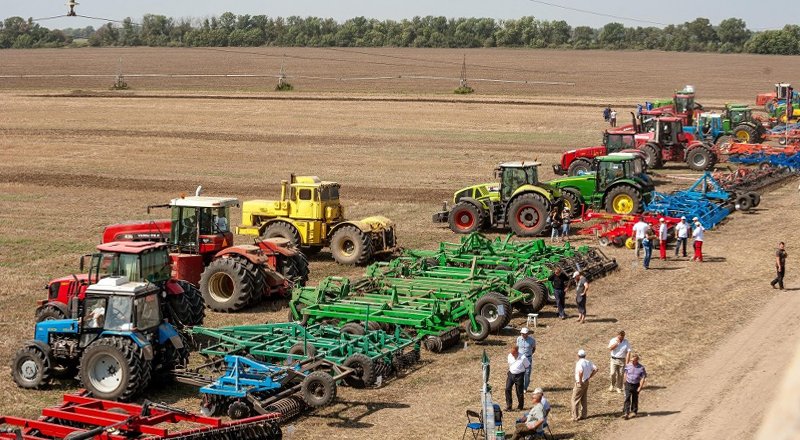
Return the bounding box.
[103,192,309,313]
[632,116,717,171]
[35,241,205,329]
[553,128,644,176]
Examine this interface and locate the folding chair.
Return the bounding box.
[462,409,484,440]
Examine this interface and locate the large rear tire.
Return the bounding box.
[508,193,548,237]
[11,342,52,389]
[330,226,373,265]
[604,185,642,215]
[733,124,758,143]
[166,280,205,328]
[561,189,583,219]
[641,143,663,169]
[447,202,484,234]
[79,336,150,402]
[261,221,302,248]
[474,293,512,332]
[567,159,592,176]
[199,257,258,312]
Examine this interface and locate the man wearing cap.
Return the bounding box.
[691,217,705,262]
[658,217,669,260]
[631,218,649,258]
[511,389,546,439]
[517,327,536,392]
[608,330,631,393]
[574,271,589,324]
[572,349,597,421]
[622,353,647,419]
[674,216,689,258]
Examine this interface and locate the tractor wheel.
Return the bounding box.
[11,342,52,389]
[447,202,484,234]
[282,252,310,286]
[330,226,373,265]
[166,280,205,328]
[641,143,663,169]
[748,191,761,208]
[474,293,512,332]
[227,401,251,420]
[236,258,268,306]
[199,257,258,313]
[340,322,366,336]
[561,189,583,219]
[35,304,67,322]
[465,316,491,341]
[154,333,189,383]
[288,342,316,358]
[512,278,547,313]
[686,146,715,171]
[567,159,592,176]
[301,371,337,408]
[79,336,151,402]
[261,222,301,249]
[604,185,642,215]
[733,124,758,143]
[343,353,376,389]
[508,193,548,237]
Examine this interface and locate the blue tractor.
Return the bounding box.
[11,276,188,401]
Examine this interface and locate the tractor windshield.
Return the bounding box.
[90,252,141,282]
[597,161,626,189]
[319,185,340,201]
[630,159,644,176]
[500,166,538,200]
[135,293,161,330]
[104,295,134,331]
[605,134,635,152]
[142,249,171,283]
[675,95,693,114]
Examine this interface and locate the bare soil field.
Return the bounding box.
[0,48,798,439]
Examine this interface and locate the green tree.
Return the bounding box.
[599,22,625,49]
[717,18,750,52]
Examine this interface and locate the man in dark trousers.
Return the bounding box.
[603,105,611,122]
[622,353,647,419]
[549,267,570,319]
[771,242,787,290]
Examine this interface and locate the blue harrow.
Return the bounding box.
[644,173,737,229]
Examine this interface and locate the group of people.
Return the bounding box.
[603,106,618,127]
[548,204,571,242]
[506,329,648,438]
[631,216,705,269]
[547,267,589,323]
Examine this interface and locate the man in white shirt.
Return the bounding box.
[506,347,531,410]
[631,219,650,258]
[658,217,669,260]
[692,217,705,262]
[571,349,598,421]
[674,216,689,257]
[608,330,631,393]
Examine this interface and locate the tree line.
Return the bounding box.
[1,13,799,55]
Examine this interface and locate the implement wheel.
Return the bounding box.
[604,185,642,215]
[199,257,257,313]
[448,202,484,234]
[512,278,547,313]
[465,316,491,341]
[301,371,337,408]
[330,225,373,265]
[474,293,512,332]
[343,353,375,388]
[508,193,548,237]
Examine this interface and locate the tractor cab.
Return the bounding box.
[776,83,794,101]
[654,117,685,146]
[80,277,162,334]
[673,86,697,125]
[603,131,636,153]
[695,113,724,138]
[81,242,172,285]
[283,175,344,223]
[154,195,239,256]
[593,154,649,192]
[724,104,752,126]
[496,162,541,201]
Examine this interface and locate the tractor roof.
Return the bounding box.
[85,276,157,296]
[699,113,722,119]
[96,241,167,255]
[499,161,541,168]
[170,196,239,208]
[599,153,637,162]
[290,176,339,187]
[657,116,682,122]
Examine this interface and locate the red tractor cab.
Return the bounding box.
[553,129,643,176]
[103,192,308,313]
[35,241,205,328]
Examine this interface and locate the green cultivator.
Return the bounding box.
[189,322,420,387]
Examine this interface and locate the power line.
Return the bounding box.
[30,14,69,22]
[525,0,668,27]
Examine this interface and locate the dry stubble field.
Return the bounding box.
[1,48,799,439]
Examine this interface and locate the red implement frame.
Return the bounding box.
[578,211,681,246]
[0,392,281,440]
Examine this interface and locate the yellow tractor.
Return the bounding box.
[237,175,397,265]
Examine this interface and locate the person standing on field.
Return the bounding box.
[632,218,649,258]
[574,271,589,324]
[771,242,787,290]
[622,353,647,419]
[691,217,704,262]
[517,327,536,393]
[506,345,530,411]
[610,109,617,127]
[549,267,570,319]
[642,229,654,269]
[603,106,611,122]
[674,216,689,258]
[562,206,572,241]
[572,349,597,421]
[658,217,668,260]
[608,330,631,393]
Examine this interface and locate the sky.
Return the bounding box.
[6,0,798,31]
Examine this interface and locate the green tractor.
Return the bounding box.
[724,104,767,143]
[433,161,562,237]
[548,153,654,217]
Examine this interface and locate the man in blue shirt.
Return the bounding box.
[517,327,536,392]
[622,353,647,419]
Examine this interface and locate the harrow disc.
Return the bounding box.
[265,395,307,422]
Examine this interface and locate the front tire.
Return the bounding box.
[79,337,150,402]
[166,280,205,328]
[11,342,52,389]
[604,185,642,215]
[35,304,67,323]
[641,143,663,169]
[447,202,484,234]
[261,222,302,248]
[330,226,373,265]
[567,159,592,176]
[686,146,716,171]
[508,193,548,237]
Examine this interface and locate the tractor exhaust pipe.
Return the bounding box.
[195,185,203,197]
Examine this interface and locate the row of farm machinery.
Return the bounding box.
[5,83,800,439]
